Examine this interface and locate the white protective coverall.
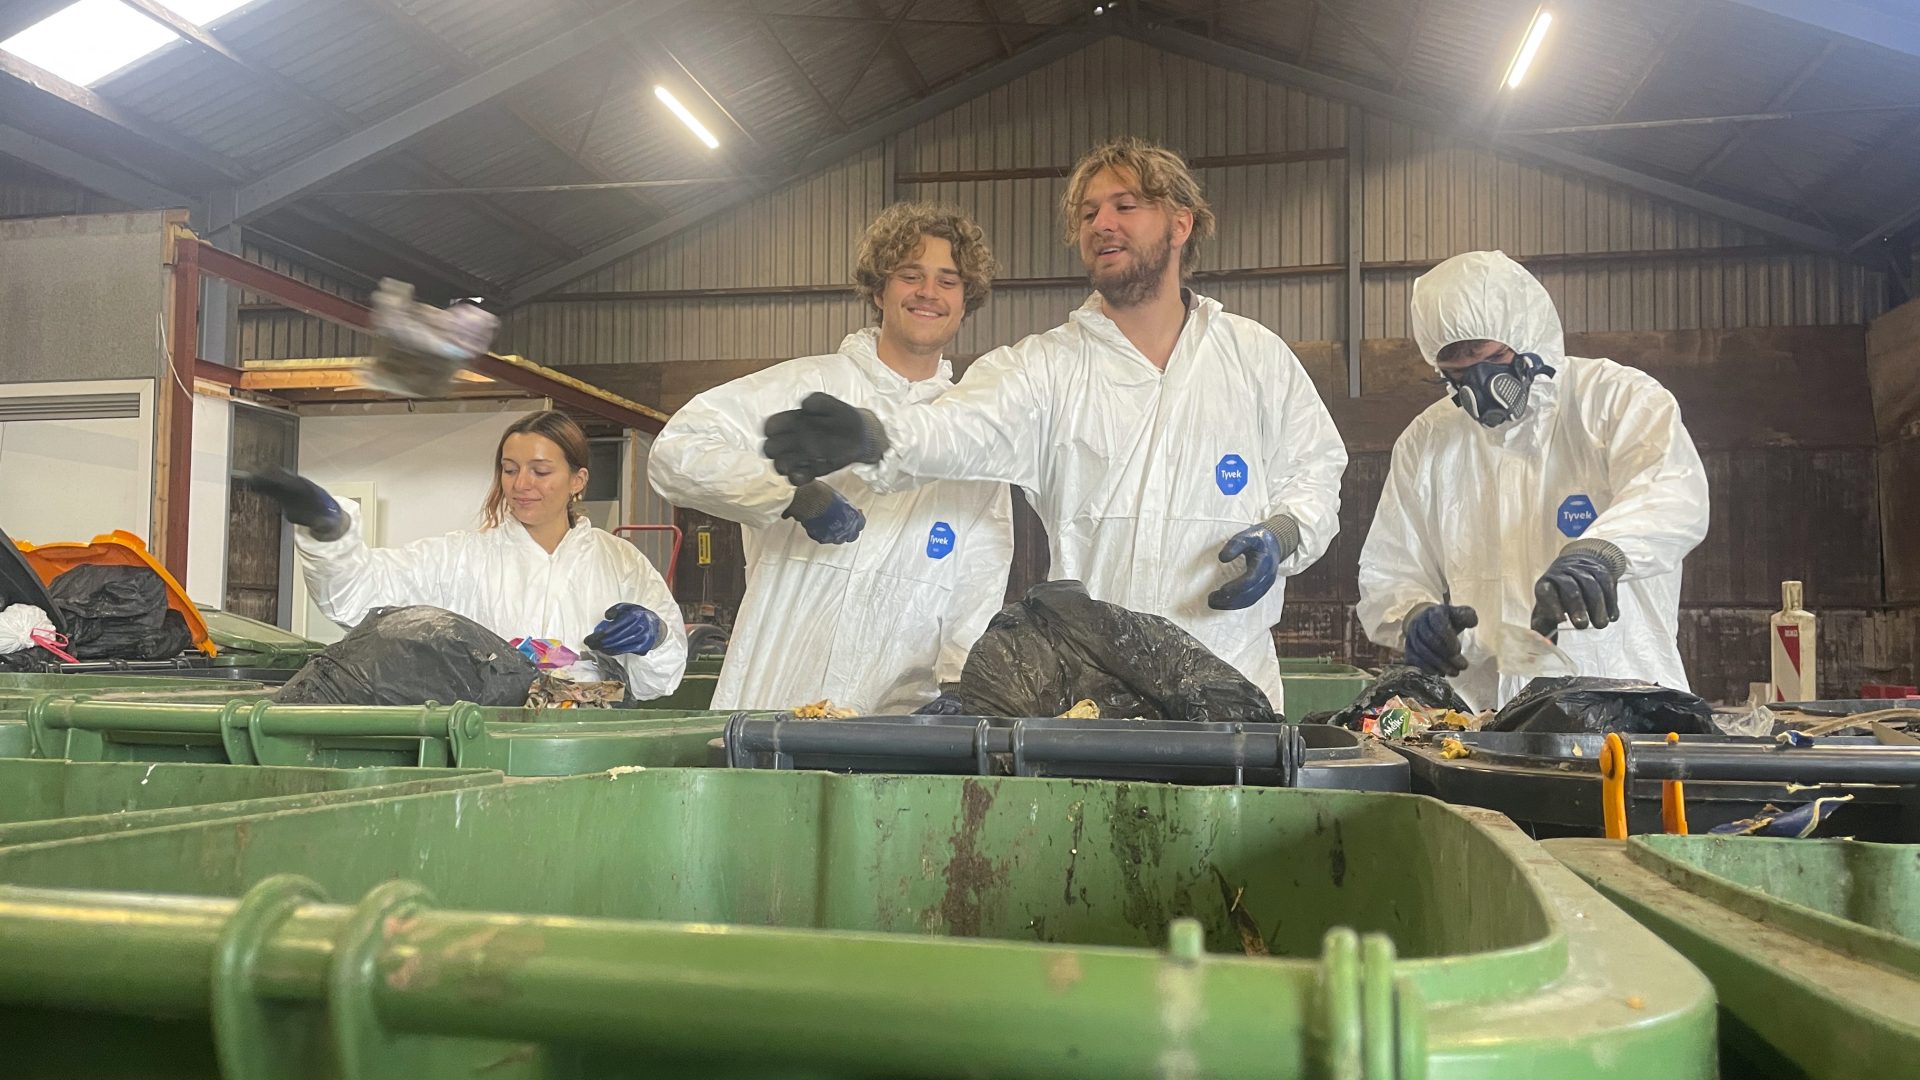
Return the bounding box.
[1356,250,1709,711]
[854,292,1347,711]
[649,328,1014,714]
[295,503,688,698]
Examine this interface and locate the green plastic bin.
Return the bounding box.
[644,655,722,710]
[0,678,276,760]
[196,606,325,670]
[1551,834,1920,1079]
[26,695,751,775]
[0,758,500,846]
[0,774,1713,1078]
[1279,657,1374,719]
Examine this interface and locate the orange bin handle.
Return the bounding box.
[1600,731,1629,839]
[613,525,683,583]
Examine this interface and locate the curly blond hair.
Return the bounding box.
[852,202,995,320]
[1060,137,1217,271]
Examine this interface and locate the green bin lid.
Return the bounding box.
[195,606,324,661]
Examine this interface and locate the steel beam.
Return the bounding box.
[0,123,191,208]
[1345,106,1362,399]
[1723,0,1920,61]
[1129,23,1854,257]
[505,25,1103,305]
[233,0,668,223]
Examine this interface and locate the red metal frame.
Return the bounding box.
[613,524,682,582]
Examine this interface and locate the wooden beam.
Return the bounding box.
[895,147,1347,184]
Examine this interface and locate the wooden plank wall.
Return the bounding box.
[650,321,1918,703]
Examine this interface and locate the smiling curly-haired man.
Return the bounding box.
[649,201,1012,716]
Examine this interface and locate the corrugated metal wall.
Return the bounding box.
[236,244,375,361]
[0,160,128,220]
[500,35,1882,367]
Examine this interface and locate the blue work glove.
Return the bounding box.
[584,603,665,656]
[763,392,891,486]
[1530,540,1627,638]
[1207,515,1302,611]
[238,467,348,541]
[914,693,966,715]
[780,480,866,544]
[1404,603,1478,677]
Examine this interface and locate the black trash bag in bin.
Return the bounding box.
[1319,665,1472,729]
[1485,676,1714,735]
[956,579,1275,723]
[275,605,537,706]
[50,564,192,661]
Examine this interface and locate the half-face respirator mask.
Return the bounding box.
[1444,350,1555,427]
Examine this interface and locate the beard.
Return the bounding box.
[1087,223,1174,309]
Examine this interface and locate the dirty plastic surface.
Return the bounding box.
[0,772,1713,1078]
[1551,834,1920,1079]
[0,758,499,845]
[1278,657,1376,720]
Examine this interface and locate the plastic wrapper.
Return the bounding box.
[274,605,536,706]
[1709,794,1853,838]
[957,579,1275,723]
[1486,676,1714,735]
[1321,666,1472,729]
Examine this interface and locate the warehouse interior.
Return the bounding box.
[2,0,1920,1075]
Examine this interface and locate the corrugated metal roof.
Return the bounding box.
[5,0,1918,299]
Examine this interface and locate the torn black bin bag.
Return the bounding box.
[1320,666,1472,728]
[956,579,1276,723]
[1485,676,1714,735]
[275,605,537,706]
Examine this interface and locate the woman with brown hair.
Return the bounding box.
[247,409,686,699]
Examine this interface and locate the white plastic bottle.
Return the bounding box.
[1770,581,1817,703]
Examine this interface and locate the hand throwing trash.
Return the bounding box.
[245,410,685,700]
[1357,251,1708,711]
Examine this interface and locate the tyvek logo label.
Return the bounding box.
[1557,494,1596,537]
[927,522,955,559]
[1215,454,1248,496]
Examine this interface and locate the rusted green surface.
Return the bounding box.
[0,773,1713,1078]
[1551,835,1920,1079]
[0,758,500,846]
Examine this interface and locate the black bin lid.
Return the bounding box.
[0,526,66,637]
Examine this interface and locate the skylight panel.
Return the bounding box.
[0,0,255,87]
[2,0,178,85]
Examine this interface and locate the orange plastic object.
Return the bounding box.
[1661,731,1689,835]
[14,531,214,655]
[1600,731,1628,839]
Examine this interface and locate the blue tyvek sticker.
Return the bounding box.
[1557,494,1597,537]
[927,521,955,559]
[1216,454,1249,496]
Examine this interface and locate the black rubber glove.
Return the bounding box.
[1403,603,1478,677]
[1531,541,1627,638]
[238,467,347,541]
[762,392,890,487]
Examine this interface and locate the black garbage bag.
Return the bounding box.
[956,579,1275,723]
[50,564,192,660]
[275,605,537,706]
[1485,676,1713,735]
[1320,665,1472,728]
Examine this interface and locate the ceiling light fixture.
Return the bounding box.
[655,86,719,149]
[1504,9,1553,90]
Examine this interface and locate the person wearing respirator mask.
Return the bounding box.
[1356,251,1710,711]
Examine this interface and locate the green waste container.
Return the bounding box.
[1551,834,1920,1079]
[196,605,325,671]
[0,774,1713,1078]
[1279,657,1373,719]
[26,695,753,774]
[0,678,276,761]
[0,758,500,846]
[645,655,722,710]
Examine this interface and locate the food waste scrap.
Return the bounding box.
[1357,695,1486,740]
[792,699,859,719]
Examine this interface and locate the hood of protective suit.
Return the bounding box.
[1410,251,1565,370]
